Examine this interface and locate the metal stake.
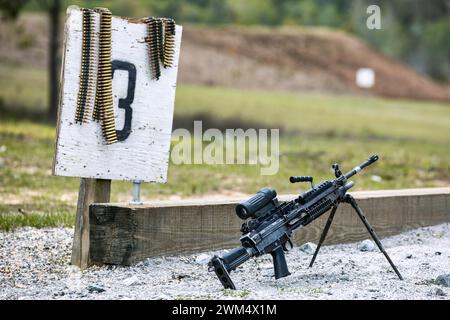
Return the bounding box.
[130,180,143,205]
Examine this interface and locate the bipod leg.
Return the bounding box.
[344,194,403,280]
[309,205,338,268]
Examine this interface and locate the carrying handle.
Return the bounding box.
[289,176,314,188]
[289,176,313,183]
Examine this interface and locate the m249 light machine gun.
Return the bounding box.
[208,155,403,289]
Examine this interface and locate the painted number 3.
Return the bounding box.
[112,60,136,141]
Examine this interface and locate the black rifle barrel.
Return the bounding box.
[344,154,379,179]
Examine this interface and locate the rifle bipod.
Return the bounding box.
[308,194,403,280]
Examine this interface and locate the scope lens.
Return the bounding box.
[235,188,277,220]
[236,206,249,220]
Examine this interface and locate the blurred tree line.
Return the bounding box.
[0,0,61,120]
[13,0,450,84]
[147,0,450,83]
[1,0,448,118]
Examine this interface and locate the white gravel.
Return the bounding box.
[0,223,449,300]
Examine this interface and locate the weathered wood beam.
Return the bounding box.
[89,188,450,266]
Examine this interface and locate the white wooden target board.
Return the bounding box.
[53,7,182,182]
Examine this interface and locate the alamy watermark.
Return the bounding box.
[168,5,381,174]
[171,121,279,175]
[366,5,381,30]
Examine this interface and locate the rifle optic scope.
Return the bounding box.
[235,188,277,220]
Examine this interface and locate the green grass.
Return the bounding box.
[0,63,449,230]
[175,85,450,143]
[0,211,74,232]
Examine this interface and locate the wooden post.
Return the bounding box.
[71,178,111,269]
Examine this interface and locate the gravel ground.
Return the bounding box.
[0,223,449,300]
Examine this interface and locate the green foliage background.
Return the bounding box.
[17,0,448,83]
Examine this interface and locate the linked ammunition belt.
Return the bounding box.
[75,8,176,144]
[144,17,176,80]
[94,7,117,144]
[162,18,176,69]
[75,8,95,124]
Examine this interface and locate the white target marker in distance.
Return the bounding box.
[356,68,375,89]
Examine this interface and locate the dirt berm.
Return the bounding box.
[179,26,450,102]
[1,15,449,101]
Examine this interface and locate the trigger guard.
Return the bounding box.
[283,238,294,251]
